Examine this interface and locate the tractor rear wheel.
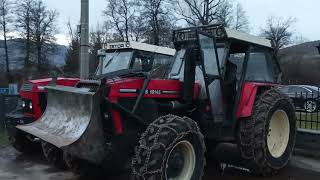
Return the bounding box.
[132,115,206,180]
[41,141,67,170]
[238,89,296,175]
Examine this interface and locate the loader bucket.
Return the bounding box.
[17,86,107,164]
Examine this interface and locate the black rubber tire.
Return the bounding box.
[63,152,100,177]
[9,130,40,154]
[237,89,296,175]
[41,141,67,170]
[132,114,206,180]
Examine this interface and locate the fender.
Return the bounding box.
[237,82,278,118]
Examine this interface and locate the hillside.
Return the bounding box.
[279,41,320,85]
[0,39,67,71]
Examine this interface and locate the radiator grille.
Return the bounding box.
[21,83,34,92]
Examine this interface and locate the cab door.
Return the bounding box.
[198,33,226,122]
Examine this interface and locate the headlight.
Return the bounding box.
[22,101,26,108]
[29,102,33,109]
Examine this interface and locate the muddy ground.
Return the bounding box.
[0,145,320,180]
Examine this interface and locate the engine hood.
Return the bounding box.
[21,78,80,93]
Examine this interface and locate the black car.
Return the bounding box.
[278,85,320,113]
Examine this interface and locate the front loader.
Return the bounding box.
[18,25,296,179]
[5,41,175,170]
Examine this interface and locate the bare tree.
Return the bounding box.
[0,0,12,73]
[233,3,249,31]
[129,13,145,41]
[177,0,222,26]
[30,0,58,70]
[215,0,234,27]
[15,0,35,65]
[140,0,176,46]
[292,34,309,45]
[89,24,111,73]
[64,20,80,76]
[261,16,296,54]
[177,0,250,31]
[104,0,136,41]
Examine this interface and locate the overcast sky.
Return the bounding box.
[44,0,320,45]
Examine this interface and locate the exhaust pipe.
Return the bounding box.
[183,48,197,104]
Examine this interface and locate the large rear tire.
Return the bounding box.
[238,89,296,175]
[41,141,67,170]
[132,115,206,180]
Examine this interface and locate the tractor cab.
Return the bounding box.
[95,41,175,78]
[170,25,281,133]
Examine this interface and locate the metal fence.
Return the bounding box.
[294,87,320,130]
[0,95,19,131]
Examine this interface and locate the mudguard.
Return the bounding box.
[17,86,107,164]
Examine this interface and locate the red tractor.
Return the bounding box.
[5,41,175,168]
[17,25,296,179]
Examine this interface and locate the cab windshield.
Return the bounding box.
[96,50,134,75]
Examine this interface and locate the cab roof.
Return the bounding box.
[104,41,176,56]
[173,24,273,49]
[225,28,272,48]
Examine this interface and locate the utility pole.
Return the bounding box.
[80,0,90,79]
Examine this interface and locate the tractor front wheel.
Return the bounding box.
[41,141,67,170]
[63,152,100,177]
[9,130,40,154]
[238,89,296,175]
[132,115,206,180]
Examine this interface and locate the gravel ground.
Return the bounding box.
[0,145,320,180]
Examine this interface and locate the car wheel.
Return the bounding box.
[304,100,317,113]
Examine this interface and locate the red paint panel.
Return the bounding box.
[20,78,80,120]
[237,82,280,119]
[112,110,124,134]
[109,78,184,99]
[57,78,80,87]
[237,82,258,118]
[29,78,79,85]
[107,78,185,134]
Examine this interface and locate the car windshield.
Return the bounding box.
[304,86,320,92]
[96,51,134,75]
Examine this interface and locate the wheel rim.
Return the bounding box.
[267,110,290,158]
[166,140,196,180]
[304,100,317,112]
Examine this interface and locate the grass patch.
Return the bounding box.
[296,112,320,130]
[0,130,9,145]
